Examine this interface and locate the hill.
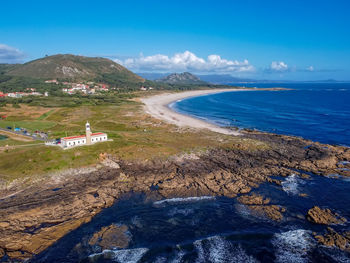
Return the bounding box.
[6,54,144,83]
[156,72,207,85]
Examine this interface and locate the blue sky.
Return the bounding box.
[1,0,349,80]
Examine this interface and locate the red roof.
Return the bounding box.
[62,132,106,140]
[62,135,86,140]
[92,132,105,136]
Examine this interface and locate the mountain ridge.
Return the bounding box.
[156,72,207,85]
[5,54,144,83]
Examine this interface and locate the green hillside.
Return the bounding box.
[6,54,144,83]
[156,72,207,85]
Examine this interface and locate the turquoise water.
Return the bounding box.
[171,83,350,146]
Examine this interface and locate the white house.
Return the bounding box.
[60,122,108,148]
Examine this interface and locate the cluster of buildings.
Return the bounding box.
[62,83,109,95]
[0,89,48,98]
[44,79,110,95]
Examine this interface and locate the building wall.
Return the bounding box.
[91,134,108,143]
[61,134,107,148]
[62,138,86,148]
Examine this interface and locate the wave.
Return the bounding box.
[194,235,258,263]
[88,247,149,263]
[153,196,215,206]
[272,229,315,263]
[281,174,305,195]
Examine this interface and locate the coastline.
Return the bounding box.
[141,88,281,135]
[1,87,350,260]
[141,88,245,135]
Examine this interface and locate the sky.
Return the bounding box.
[1,0,350,80]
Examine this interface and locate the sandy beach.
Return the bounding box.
[141,88,249,135]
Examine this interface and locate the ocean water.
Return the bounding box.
[29,83,350,263]
[32,173,350,262]
[171,83,350,146]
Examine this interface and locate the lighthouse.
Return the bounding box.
[59,122,108,148]
[86,121,92,145]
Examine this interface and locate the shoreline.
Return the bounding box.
[2,87,350,261]
[141,88,282,135]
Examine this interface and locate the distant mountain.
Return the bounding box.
[156,72,207,85]
[197,74,257,84]
[137,72,168,80]
[6,54,144,83]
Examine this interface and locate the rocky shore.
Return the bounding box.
[0,131,349,261]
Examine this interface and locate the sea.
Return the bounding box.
[171,83,350,146]
[31,83,350,263]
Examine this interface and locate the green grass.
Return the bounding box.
[0,120,56,132]
[0,100,268,183]
[37,109,55,120]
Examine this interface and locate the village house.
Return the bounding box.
[44,79,59,84]
[60,121,108,148]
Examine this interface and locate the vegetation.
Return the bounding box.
[5,54,144,83]
[156,72,208,85]
[0,99,267,182]
[0,54,246,183]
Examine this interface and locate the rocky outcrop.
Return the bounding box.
[238,193,285,221]
[306,206,347,225]
[88,224,130,250]
[0,131,349,261]
[237,193,270,205]
[314,227,350,252]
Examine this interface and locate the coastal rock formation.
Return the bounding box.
[306,206,347,225]
[314,227,350,252]
[1,132,350,260]
[237,193,270,205]
[237,193,285,221]
[88,224,130,250]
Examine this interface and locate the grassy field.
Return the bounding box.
[0,99,269,183]
[0,120,57,131]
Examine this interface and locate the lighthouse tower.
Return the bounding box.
[86,121,92,145]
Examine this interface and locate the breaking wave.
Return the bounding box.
[272,229,315,263]
[88,247,149,263]
[153,196,215,206]
[194,235,258,263]
[281,174,304,195]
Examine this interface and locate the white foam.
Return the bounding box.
[194,235,258,263]
[282,174,304,195]
[153,196,215,206]
[272,229,315,263]
[170,249,186,263]
[88,247,148,263]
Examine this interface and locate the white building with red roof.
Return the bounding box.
[61,122,108,148]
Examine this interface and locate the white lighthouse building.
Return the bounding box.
[60,121,108,148]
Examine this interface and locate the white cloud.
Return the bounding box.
[114,51,254,73]
[306,66,314,72]
[269,61,289,72]
[0,44,25,63]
